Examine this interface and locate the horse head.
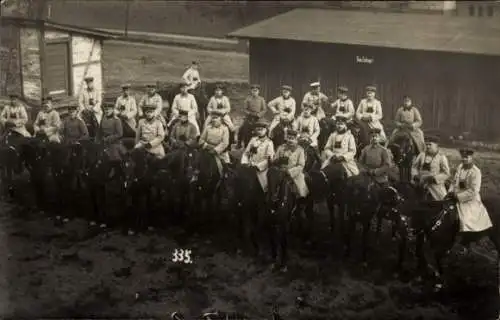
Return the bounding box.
[388,133,415,166]
[122,148,152,189]
[266,165,295,213]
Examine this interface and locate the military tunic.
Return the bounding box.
[182,67,201,90]
[205,95,235,131]
[135,118,165,158]
[170,121,198,147]
[97,115,125,161]
[78,88,103,123]
[34,108,61,142]
[268,96,296,132]
[449,164,492,232]
[356,98,386,140]
[241,136,275,191]
[138,93,166,127]
[274,144,308,198]
[358,143,393,183]
[60,117,89,142]
[411,151,450,200]
[301,91,328,120]
[331,98,355,122]
[321,131,359,176]
[244,95,267,118]
[115,95,138,131]
[388,106,425,153]
[294,114,320,147]
[169,93,200,135]
[199,124,230,164]
[0,104,31,137]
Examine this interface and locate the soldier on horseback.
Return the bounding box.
[199,110,231,174]
[294,104,320,149]
[411,136,450,200]
[33,96,61,143]
[169,110,198,149]
[138,84,166,128]
[205,84,236,144]
[331,86,355,123]
[358,128,393,187]
[97,102,126,178]
[182,61,201,92]
[272,129,308,199]
[241,119,275,192]
[238,84,267,148]
[60,104,89,143]
[114,83,138,138]
[0,93,31,139]
[134,104,166,159]
[355,85,386,144]
[387,95,425,154]
[301,81,328,120]
[168,82,200,136]
[268,85,296,133]
[321,115,359,176]
[78,76,103,124]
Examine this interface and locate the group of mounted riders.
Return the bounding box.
[0,61,496,286]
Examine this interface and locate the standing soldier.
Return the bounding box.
[301,81,328,121]
[97,103,125,178]
[244,84,267,120]
[294,104,320,149]
[182,61,201,92]
[358,128,393,186]
[273,129,308,199]
[0,93,31,138]
[33,96,61,142]
[387,95,425,154]
[268,85,296,133]
[205,84,235,143]
[169,109,198,149]
[411,136,450,200]
[199,111,231,175]
[169,82,200,136]
[134,104,166,159]
[331,86,355,123]
[138,84,166,128]
[115,83,138,137]
[321,115,358,176]
[60,104,89,143]
[241,119,275,192]
[78,76,102,124]
[356,85,386,144]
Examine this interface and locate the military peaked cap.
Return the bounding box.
[370,128,381,134]
[84,76,94,82]
[178,109,189,116]
[42,95,53,102]
[425,135,440,144]
[142,104,156,110]
[210,110,223,117]
[310,81,320,87]
[338,86,348,93]
[215,83,224,90]
[8,93,19,98]
[146,84,157,88]
[250,84,260,90]
[67,104,78,110]
[403,95,411,100]
[366,85,377,92]
[102,102,114,109]
[281,85,292,91]
[121,83,131,89]
[255,120,268,129]
[459,148,474,156]
[286,129,299,137]
[336,115,348,122]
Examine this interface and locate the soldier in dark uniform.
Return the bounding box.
[60,104,89,143]
[97,102,125,178]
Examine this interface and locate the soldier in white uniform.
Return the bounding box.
[138,84,166,128]
[331,86,355,122]
[294,104,320,148]
[268,85,296,133]
[115,83,138,136]
[301,82,328,121]
[134,104,166,159]
[411,136,450,200]
[321,115,359,176]
[78,76,103,124]
[204,84,235,133]
[0,93,31,138]
[273,129,308,198]
[448,148,492,248]
[181,61,201,92]
[241,120,275,192]
[387,95,425,154]
[356,85,386,142]
[33,96,61,142]
[169,82,200,135]
[199,111,231,177]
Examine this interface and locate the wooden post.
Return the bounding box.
[124,0,131,37]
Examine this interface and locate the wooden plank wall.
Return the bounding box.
[250,39,500,140]
[0,24,22,96]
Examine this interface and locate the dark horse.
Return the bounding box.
[387,131,418,182]
[237,114,259,149]
[80,109,100,140]
[0,130,29,198]
[270,119,295,149]
[318,117,336,151]
[384,182,500,289]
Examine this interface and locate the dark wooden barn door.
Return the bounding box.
[45,41,70,97]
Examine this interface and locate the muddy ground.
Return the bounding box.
[1,41,500,319]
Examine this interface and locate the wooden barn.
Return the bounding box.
[228,8,500,139]
[0,16,116,109]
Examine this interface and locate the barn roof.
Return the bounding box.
[0,16,118,39]
[228,8,500,56]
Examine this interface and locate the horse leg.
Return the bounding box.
[327,197,336,234]
[375,211,384,243]
[415,233,429,281]
[361,217,372,266]
[396,230,408,276]
[278,221,289,272]
[343,208,357,258]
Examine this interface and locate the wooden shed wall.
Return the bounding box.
[249,39,500,139]
[0,24,22,96]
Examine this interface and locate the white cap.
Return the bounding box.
[310,82,320,87]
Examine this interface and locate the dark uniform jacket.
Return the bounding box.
[97,115,125,161]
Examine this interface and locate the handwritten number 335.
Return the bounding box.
[172,249,193,264]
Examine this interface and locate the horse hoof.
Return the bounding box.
[100,223,107,229]
[280,266,288,273]
[56,215,61,220]
[63,218,69,223]
[89,221,97,226]
[127,230,135,236]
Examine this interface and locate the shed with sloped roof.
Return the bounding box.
[228,8,500,138]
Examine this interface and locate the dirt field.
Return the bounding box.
[1,41,500,319]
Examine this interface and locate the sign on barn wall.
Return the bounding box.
[20,28,42,101]
[356,56,374,64]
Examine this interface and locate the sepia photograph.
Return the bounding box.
[1,0,500,319]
